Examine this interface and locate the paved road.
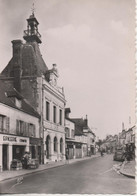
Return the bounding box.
[0,154,135,194]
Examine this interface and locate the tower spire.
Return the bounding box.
[31,3,35,16]
[23,6,42,44]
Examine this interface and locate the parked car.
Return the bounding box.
[113,148,125,161]
[27,159,39,169]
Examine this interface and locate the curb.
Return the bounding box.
[119,162,135,179]
[0,163,66,183]
[120,170,135,179]
[0,155,100,182]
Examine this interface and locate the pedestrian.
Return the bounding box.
[65,150,69,164]
[22,152,30,169]
[121,148,126,162]
[100,149,104,157]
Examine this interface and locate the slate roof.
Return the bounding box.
[70,118,95,136]
[1,41,48,78]
[70,118,87,136]
[0,80,40,118]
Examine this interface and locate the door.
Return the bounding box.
[38,146,41,164]
[13,145,25,160]
[3,145,8,170]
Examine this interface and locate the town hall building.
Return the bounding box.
[0,11,66,164]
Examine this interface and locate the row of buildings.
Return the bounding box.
[100,126,135,156]
[0,12,96,171]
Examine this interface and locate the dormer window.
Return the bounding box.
[48,64,59,86]
[15,98,22,108]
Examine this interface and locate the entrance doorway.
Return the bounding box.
[38,146,41,164]
[46,135,51,159]
[3,144,8,170]
[13,145,25,161]
[30,146,36,158]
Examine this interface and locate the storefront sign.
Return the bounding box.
[0,133,29,145]
[3,136,17,142]
[19,139,27,143]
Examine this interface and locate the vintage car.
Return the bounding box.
[27,159,39,169]
[113,148,125,161]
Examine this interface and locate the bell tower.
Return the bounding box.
[23,4,42,43]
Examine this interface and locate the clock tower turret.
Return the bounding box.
[23,5,42,44]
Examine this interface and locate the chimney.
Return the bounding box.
[84,115,88,126]
[122,122,124,131]
[65,108,71,118]
[12,40,23,92]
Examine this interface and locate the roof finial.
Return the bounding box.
[31,2,35,16]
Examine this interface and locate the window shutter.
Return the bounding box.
[20,121,23,135]
[6,117,10,133]
[33,125,36,137]
[24,122,27,136]
[23,122,26,136]
[28,124,31,137]
[0,116,2,131]
[16,120,20,135]
[26,123,29,136]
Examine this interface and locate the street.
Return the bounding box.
[0,154,135,194]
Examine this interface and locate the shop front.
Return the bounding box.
[0,133,29,171]
[29,137,43,164]
[90,145,95,155]
[66,143,74,159]
[75,143,82,158]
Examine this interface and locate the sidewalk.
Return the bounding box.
[120,160,136,178]
[0,154,100,182]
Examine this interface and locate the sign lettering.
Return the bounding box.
[3,136,17,142]
[19,139,27,143]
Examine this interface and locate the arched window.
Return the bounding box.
[46,135,51,159]
[54,137,57,152]
[60,138,63,153]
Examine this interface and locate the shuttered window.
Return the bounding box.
[6,117,10,133]
[29,123,36,137]
[25,122,29,136]
[0,115,9,133]
[16,120,35,137]
[16,120,20,135]
[16,120,24,136]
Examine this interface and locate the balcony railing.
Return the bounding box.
[24,29,41,38]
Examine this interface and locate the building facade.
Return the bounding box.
[0,12,66,164]
[71,116,96,157]
[0,81,41,171]
[65,108,89,159]
[65,114,75,159]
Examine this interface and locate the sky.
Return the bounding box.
[0,0,135,139]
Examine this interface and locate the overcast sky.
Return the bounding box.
[0,0,135,139]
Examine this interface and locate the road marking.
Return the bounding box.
[10,177,24,189]
[99,163,123,176]
[99,168,113,175]
[113,164,122,174]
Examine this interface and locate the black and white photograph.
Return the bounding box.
[0,0,136,194]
